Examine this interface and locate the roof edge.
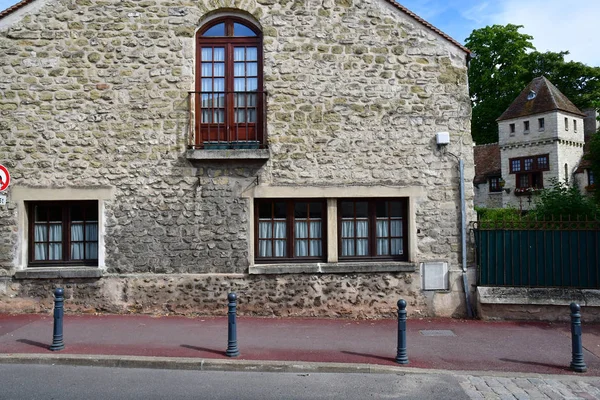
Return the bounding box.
[382,0,469,54]
[0,0,36,20]
[0,0,471,54]
[497,107,587,122]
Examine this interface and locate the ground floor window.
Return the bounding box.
[255,199,325,262]
[338,199,407,261]
[28,201,98,267]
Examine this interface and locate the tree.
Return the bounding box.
[528,179,600,220]
[465,24,534,144]
[589,130,600,205]
[466,25,600,144]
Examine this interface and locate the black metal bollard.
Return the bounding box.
[49,288,65,351]
[395,299,408,364]
[569,303,587,373]
[225,292,240,357]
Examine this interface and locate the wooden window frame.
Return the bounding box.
[337,198,408,262]
[254,199,327,264]
[489,176,502,193]
[523,120,530,133]
[27,200,99,267]
[195,17,264,147]
[538,118,545,131]
[510,154,549,189]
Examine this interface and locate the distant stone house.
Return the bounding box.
[474,77,596,211]
[0,0,475,318]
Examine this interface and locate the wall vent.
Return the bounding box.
[421,262,448,291]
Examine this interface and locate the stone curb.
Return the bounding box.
[0,354,597,381]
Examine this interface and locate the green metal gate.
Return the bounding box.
[474,221,600,288]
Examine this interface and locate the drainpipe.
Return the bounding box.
[459,159,474,318]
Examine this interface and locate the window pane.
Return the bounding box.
[71,242,84,260]
[234,47,245,61]
[49,223,62,241]
[376,202,388,217]
[309,202,322,218]
[357,239,368,256]
[201,48,212,61]
[234,78,245,92]
[341,220,354,238]
[34,205,47,222]
[355,202,368,217]
[201,79,212,92]
[247,62,258,76]
[376,219,388,237]
[34,243,47,260]
[214,78,225,92]
[391,239,403,255]
[247,109,256,123]
[259,240,271,257]
[524,158,533,171]
[213,63,225,77]
[34,224,47,241]
[258,221,272,239]
[377,239,389,255]
[342,239,354,256]
[258,203,271,219]
[511,160,520,172]
[310,240,322,257]
[356,220,368,236]
[201,63,213,77]
[295,202,308,218]
[246,78,258,91]
[309,221,321,238]
[48,206,61,222]
[295,220,308,239]
[233,22,257,37]
[274,203,286,219]
[390,201,402,217]
[295,239,308,257]
[213,47,225,61]
[390,219,402,237]
[86,223,98,241]
[247,94,257,107]
[85,243,98,259]
[202,23,225,37]
[49,243,62,260]
[234,63,245,77]
[246,47,257,61]
[274,240,286,257]
[235,109,246,123]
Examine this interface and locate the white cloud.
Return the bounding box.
[492,0,600,66]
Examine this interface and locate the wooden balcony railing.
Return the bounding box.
[188,91,267,150]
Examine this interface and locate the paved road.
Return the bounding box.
[2,364,600,400]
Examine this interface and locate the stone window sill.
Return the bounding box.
[249,261,416,275]
[186,149,269,161]
[14,267,103,280]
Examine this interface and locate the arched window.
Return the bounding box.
[194,17,263,149]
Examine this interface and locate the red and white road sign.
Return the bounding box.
[0,165,10,192]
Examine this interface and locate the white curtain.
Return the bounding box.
[295,220,308,257]
[341,219,368,256]
[234,47,245,62]
[71,223,84,260]
[34,224,47,261]
[35,223,62,261]
[258,219,286,257]
[376,219,389,255]
[309,220,322,257]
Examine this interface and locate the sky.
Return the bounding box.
[0,0,598,66]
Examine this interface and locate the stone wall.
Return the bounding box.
[0,0,473,317]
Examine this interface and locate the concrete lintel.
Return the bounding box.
[186,149,270,160]
[477,286,600,306]
[249,262,416,275]
[14,268,103,280]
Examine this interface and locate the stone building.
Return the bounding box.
[0,0,475,318]
[474,77,595,211]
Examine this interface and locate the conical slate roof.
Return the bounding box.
[497,76,586,121]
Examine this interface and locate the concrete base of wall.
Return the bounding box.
[0,273,471,319]
[477,286,600,322]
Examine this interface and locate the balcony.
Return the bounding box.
[186,91,269,161]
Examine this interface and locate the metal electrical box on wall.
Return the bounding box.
[421,262,449,290]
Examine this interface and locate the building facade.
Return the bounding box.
[0,0,474,318]
[474,77,593,211]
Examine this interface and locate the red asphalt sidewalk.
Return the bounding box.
[1,313,599,376]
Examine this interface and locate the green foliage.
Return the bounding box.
[528,179,600,220]
[466,24,533,144]
[589,131,600,204]
[465,25,600,144]
[475,207,522,222]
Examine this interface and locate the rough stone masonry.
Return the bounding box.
[0,0,475,318]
